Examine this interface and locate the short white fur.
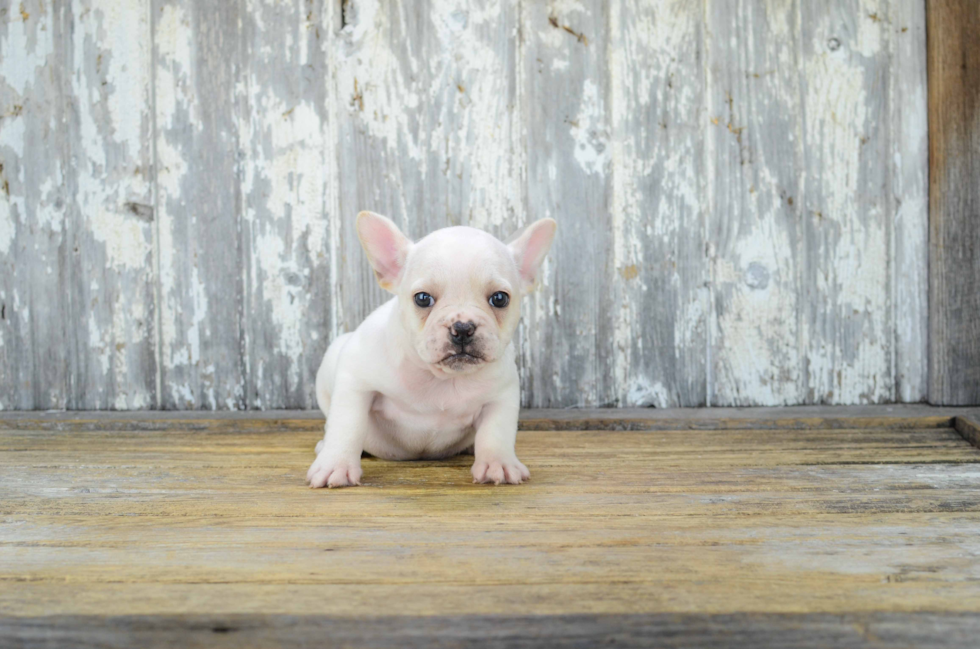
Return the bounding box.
[306,212,557,488]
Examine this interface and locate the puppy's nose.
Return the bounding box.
[450,321,477,345]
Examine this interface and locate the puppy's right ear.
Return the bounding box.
[356,211,413,292]
[507,218,557,292]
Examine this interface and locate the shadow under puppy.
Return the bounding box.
[307,212,557,488]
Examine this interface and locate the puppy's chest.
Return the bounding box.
[373,372,488,433]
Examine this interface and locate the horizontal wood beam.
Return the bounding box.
[2,613,979,649]
[3,405,980,432]
[954,416,980,448]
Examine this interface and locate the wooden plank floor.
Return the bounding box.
[2,410,980,647]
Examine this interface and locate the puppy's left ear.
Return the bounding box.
[356,211,413,292]
[507,218,557,292]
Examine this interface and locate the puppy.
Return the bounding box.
[306,212,557,488]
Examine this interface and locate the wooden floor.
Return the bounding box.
[2,408,980,647]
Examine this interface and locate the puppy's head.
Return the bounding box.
[356,212,556,377]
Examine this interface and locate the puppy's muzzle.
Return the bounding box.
[450,321,477,347]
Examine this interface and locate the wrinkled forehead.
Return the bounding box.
[404,227,517,290]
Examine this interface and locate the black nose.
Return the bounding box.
[451,321,476,345]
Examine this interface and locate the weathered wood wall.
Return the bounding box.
[0,0,929,410]
[928,0,980,406]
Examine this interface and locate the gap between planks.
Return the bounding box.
[2,405,980,432]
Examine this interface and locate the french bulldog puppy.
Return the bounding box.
[306,212,557,488]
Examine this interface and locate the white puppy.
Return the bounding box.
[306,212,557,488]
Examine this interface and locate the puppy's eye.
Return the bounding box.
[489,291,510,309]
[414,292,434,308]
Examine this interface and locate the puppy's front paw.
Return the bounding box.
[471,456,530,485]
[306,453,362,489]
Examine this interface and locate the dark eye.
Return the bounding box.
[489,291,510,308]
[414,292,434,308]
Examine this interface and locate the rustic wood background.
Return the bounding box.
[928,0,980,406]
[0,0,929,410]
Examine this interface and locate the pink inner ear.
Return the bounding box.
[364,220,404,282]
[519,226,553,283]
[521,245,535,282]
[520,249,538,281]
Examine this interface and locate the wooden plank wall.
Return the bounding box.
[928,0,980,405]
[0,0,930,409]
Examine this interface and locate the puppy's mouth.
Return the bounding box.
[439,351,484,366]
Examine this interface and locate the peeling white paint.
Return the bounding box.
[854,5,884,58]
[762,0,793,40]
[1,2,57,264]
[335,0,422,161]
[32,174,65,234]
[253,230,307,382]
[86,209,152,269]
[0,0,932,409]
[244,96,324,387]
[184,264,208,368]
[705,0,811,406]
[803,4,890,404]
[0,96,26,155]
[61,0,156,408]
[0,189,14,256]
[154,0,218,408]
[434,0,523,228]
[154,138,186,376]
[0,6,55,96]
[570,79,609,176]
[100,2,149,155]
[155,4,197,129]
[626,377,670,408]
[609,0,705,407]
[89,311,110,376]
[237,0,339,404]
[889,0,929,403]
[12,289,26,325]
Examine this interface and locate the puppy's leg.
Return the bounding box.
[313,383,330,457]
[313,373,330,457]
[312,332,354,457]
[307,378,373,489]
[471,389,529,485]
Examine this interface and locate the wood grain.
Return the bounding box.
[153,0,246,409]
[609,0,707,407]
[238,0,336,409]
[954,416,980,448]
[521,0,613,407]
[4,403,977,431]
[4,612,980,649]
[928,0,980,405]
[890,0,929,402]
[705,0,805,406]
[68,0,158,409]
[0,1,73,409]
[2,419,980,627]
[800,1,894,404]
